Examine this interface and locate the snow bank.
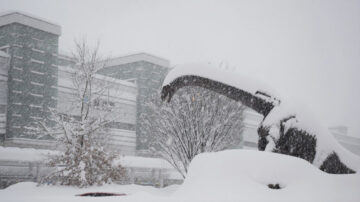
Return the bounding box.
[174,150,360,202]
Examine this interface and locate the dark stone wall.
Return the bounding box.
[0,23,59,140]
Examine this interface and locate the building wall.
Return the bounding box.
[0,14,60,148]
[0,52,10,142]
[98,57,170,151]
[0,12,139,152]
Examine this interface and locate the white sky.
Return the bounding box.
[1,0,360,137]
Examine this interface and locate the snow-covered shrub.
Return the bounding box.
[259,105,356,174]
[42,138,127,187]
[38,39,127,187]
[160,64,360,174]
[257,117,317,164]
[141,86,246,178]
[320,152,355,174]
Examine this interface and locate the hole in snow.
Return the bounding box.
[268,183,282,190]
[76,192,126,197]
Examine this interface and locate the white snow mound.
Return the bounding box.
[174,150,360,202]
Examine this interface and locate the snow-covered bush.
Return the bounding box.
[141,86,246,178]
[160,64,360,174]
[42,137,127,187]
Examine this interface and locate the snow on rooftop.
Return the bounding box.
[105,52,170,68]
[57,51,170,69]
[0,50,10,58]
[0,11,61,35]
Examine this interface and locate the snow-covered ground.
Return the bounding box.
[0,182,179,202]
[1,150,359,202]
[175,150,360,202]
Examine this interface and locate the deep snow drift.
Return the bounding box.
[1,150,359,202]
[174,150,360,202]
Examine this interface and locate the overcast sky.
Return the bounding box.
[1,0,360,137]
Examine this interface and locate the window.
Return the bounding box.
[93,98,115,108]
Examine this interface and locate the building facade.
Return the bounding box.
[57,65,138,154]
[0,12,60,148]
[98,54,170,151]
[0,12,139,154]
[0,51,10,140]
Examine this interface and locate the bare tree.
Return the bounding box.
[141,87,246,178]
[39,39,126,187]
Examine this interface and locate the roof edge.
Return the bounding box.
[105,52,170,68]
[0,11,61,35]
